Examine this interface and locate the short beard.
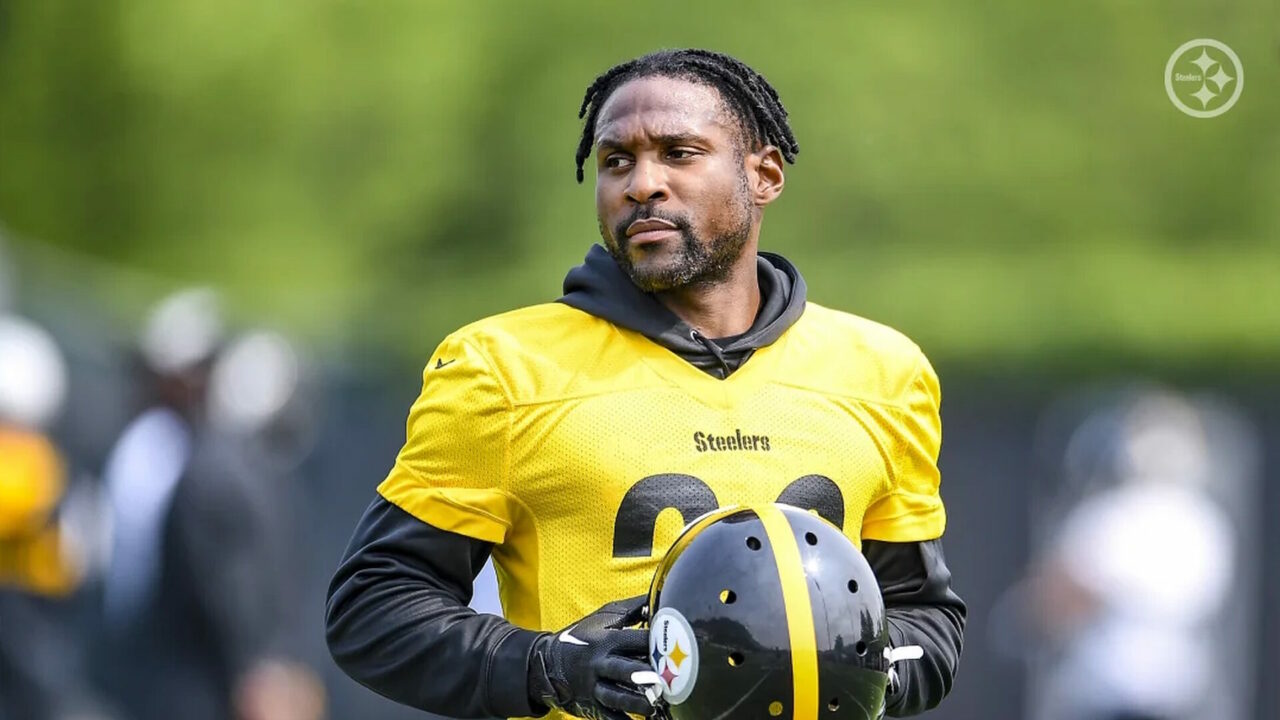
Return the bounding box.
[601,178,753,294]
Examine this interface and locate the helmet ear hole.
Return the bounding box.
[768,701,784,716]
[828,697,840,711]
[727,652,745,667]
[847,579,858,593]
[746,536,762,551]
[855,640,867,656]
[805,531,818,545]
[719,589,736,604]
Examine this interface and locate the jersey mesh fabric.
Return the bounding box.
[378,302,945,720]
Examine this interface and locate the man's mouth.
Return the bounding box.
[625,218,680,245]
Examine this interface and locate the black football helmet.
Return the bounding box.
[644,504,891,720]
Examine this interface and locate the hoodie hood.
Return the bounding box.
[558,244,807,378]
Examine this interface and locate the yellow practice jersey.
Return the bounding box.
[378,301,945,713]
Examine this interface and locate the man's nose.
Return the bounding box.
[625,158,669,204]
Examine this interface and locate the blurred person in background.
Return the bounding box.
[0,313,96,719]
[1028,390,1240,720]
[91,289,324,720]
[205,328,327,720]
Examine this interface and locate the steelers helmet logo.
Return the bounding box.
[649,607,699,704]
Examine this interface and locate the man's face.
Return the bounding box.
[593,75,756,293]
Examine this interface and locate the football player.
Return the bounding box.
[327,48,965,719]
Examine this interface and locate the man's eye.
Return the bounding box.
[604,155,632,169]
[668,149,697,160]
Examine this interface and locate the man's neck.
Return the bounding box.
[654,253,761,339]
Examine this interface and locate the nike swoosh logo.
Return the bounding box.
[557,628,588,646]
[435,358,457,369]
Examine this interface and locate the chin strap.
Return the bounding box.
[886,644,924,664]
[631,670,664,706]
[879,645,924,718]
[634,604,669,717]
[634,647,924,719]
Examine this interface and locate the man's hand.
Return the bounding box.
[528,596,655,720]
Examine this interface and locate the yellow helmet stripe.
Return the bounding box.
[756,505,818,719]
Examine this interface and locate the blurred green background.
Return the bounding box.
[1,0,1277,373]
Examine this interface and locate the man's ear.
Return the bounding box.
[746,145,785,207]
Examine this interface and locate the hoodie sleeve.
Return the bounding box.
[857,349,964,714]
[325,495,544,718]
[864,539,966,716]
[327,337,547,717]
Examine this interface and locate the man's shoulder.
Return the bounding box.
[439,303,627,401]
[785,302,932,403]
[448,302,609,352]
[797,302,927,364]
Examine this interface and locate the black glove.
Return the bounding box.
[528,595,655,720]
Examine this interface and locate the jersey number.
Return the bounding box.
[611,474,844,558]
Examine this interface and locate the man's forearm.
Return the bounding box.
[325,497,542,718]
[885,602,965,715]
[864,539,967,716]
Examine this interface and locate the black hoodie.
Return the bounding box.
[326,247,965,718]
[560,244,807,378]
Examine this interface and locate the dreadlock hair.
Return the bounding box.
[574,49,800,183]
